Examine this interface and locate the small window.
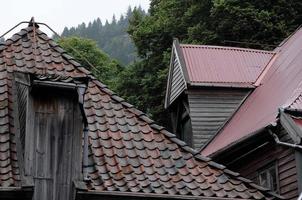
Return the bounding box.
[176,100,192,147]
[257,163,278,192]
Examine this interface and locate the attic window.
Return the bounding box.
[257,163,278,192]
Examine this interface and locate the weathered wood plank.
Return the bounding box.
[25,88,82,200]
[188,88,249,149]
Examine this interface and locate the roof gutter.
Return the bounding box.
[76,191,255,200]
[188,82,255,89]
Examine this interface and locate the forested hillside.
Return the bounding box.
[61,6,146,65]
[115,0,302,127]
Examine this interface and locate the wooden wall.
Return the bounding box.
[224,128,299,200]
[24,87,83,200]
[187,88,249,149]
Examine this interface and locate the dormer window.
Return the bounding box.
[14,73,86,200]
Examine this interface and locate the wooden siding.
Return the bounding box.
[24,88,83,200]
[167,51,186,107]
[225,128,299,200]
[187,88,249,149]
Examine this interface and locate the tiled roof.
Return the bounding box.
[202,27,302,156]
[0,24,281,199]
[179,44,275,86]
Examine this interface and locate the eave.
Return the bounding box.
[188,82,256,89]
[210,126,273,162]
[211,109,302,161]
[76,190,262,200]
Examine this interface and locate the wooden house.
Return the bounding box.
[0,20,283,200]
[165,39,274,149]
[166,28,302,199]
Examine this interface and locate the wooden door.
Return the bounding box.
[25,88,82,200]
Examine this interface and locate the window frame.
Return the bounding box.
[257,162,279,193]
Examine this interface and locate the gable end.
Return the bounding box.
[165,41,187,108]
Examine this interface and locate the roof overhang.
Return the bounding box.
[210,125,273,162]
[210,109,302,161]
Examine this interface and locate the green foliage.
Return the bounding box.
[115,0,302,127]
[58,37,122,88]
[61,6,146,65]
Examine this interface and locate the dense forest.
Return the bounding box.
[61,6,146,65]
[61,0,302,128]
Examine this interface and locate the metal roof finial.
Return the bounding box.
[29,17,39,28]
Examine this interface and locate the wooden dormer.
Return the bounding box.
[13,73,87,200]
[165,39,275,149]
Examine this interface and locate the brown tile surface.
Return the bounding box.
[83,79,281,199]
[0,24,282,199]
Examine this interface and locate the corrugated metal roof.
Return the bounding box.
[180,44,275,85]
[202,27,302,156]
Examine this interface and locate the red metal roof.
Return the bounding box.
[180,44,275,85]
[202,27,302,156]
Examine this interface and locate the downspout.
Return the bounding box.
[268,129,302,150]
[83,126,90,181]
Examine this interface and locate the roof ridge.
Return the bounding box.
[275,26,302,51]
[180,44,274,54]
